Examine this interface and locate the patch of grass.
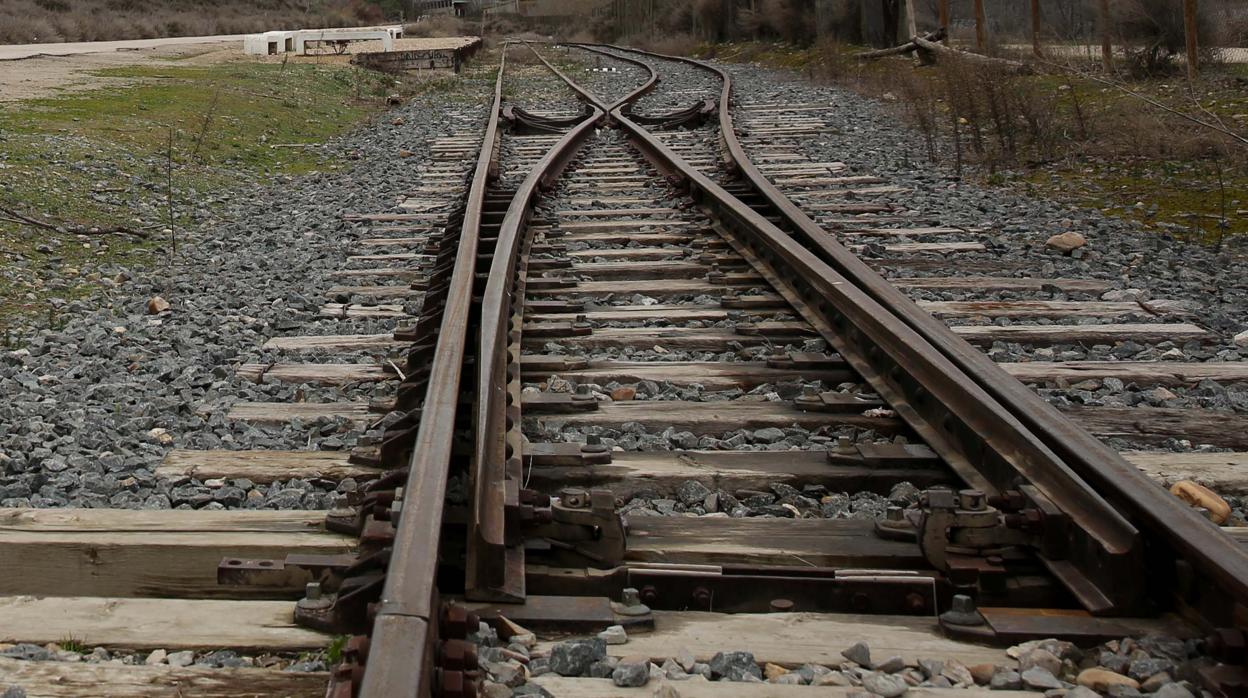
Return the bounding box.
[0,59,398,326]
[717,40,1248,243]
[57,636,88,653]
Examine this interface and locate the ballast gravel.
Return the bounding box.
[0,65,498,510]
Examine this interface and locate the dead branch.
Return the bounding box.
[913,37,1032,73]
[855,28,947,60]
[0,204,150,239]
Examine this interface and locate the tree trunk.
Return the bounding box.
[1030,0,1042,57]
[1184,0,1200,80]
[1098,0,1113,72]
[973,0,986,51]
[938,0,949,45]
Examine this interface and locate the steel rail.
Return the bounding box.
[546,43,1146,615]
[467,107,605,601]
[357,50,508,698]
[465,41,664,602]
[591,43,1248,622]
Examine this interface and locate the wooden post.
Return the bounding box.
[1030,0,1042,57]
[1184,0,1199,80]
[1099,0,1113,72]
[938,0,949,45]
[973,0,986,51]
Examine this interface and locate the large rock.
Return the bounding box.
[862,671,909,697]
[548,638,606,676]
[709,651,762,681]
[842,641,872,667]
[612,656,650,687]
[1078,668,1141,692]
[1021,667,1063,690]
[1046,231,1087,253]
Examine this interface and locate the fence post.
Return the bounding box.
[973,0,986,51]
[1184,0,1199,80]
[1098,0,1113,72]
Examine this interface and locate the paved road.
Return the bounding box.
[0,35,244,61]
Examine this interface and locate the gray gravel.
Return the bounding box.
[0,63,499,510]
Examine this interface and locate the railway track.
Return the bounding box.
[2,40,1248,698]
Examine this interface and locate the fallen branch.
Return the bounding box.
[855,28,947,60]
[913,36,1032,73]
[0,204,150,239]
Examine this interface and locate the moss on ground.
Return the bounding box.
[0,59,400,327]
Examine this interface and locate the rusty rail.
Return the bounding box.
[356,49,508,698]
[560,43,1248,625]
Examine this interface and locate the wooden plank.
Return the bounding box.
[0,597,326,651]
[534,677,1034,697]
[1002,361,1248,385]
[530,280,746,298]
[324,285,420,299]
[557,208,682,217]
[892,277,1110,293]
[158,450,380,484]
[565,247,689,261]
[318,303,408,318]
[953,323,1208,345]
[533,610,1009,668]
[1068,406,1248,448]
[223,402,373,424]
[526,306,731,324]
[527,360,852,390]
[1124,451,1248,494]
[865,242,985,253]
[626,517,923,568]
[528,450,950,499]
[571,260,714,281]
[0,658,327,698]
[921,300,1155,319]
[525,400,905,435]
[237,363,394,384]
[0,508,352,598]
[523,327,814,351]
[264,334,401,352]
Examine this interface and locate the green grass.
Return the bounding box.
[0,60,399,325]
[701,40,1247,245]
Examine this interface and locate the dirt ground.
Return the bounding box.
[0,35,478,102]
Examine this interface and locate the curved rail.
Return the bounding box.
[358,50,509,698]
[468,105,605,601]
[466,44,657,601]
[590,43,1248,621]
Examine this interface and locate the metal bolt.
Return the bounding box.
[801,384,819,399]
[770,598,794,612]
[939,593,985,627]
[560,488,588,508]
[834,435,856,455]
[959,489,986,511]
[886,506,905,522]
[621,587,641,606]
[587,434,601,446]
[305,582,322,601]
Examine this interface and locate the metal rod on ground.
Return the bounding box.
[1184,0,1200,80]
[1099,0,1113,72]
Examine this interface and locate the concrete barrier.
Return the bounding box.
[243,25,404,56]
